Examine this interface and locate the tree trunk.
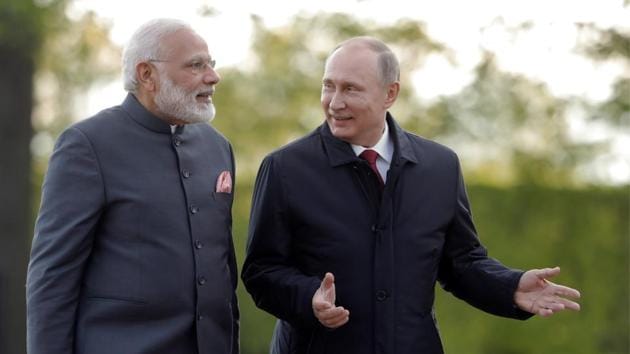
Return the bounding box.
[0,43,33,354]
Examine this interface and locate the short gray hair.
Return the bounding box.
[330,36,400,85]
[122,18,193,93]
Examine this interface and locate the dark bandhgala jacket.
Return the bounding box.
[242,114,530,354]
[27,94,239,354]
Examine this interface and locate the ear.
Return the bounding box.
[383,81,400,109]
[136,62,157,93]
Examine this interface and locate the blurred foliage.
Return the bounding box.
[33,10,120,134]
[577,23,630,128]
[581,26,630,62]
[0,0,119,133]
[436,185,629,354]
[426,52,593,186]
[0,0,65,55]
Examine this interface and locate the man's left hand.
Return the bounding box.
[514,266,581,317]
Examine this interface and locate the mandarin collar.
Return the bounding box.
[121,93,174,134]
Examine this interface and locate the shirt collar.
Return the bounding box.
[320,112,418,167]
[350,121,394,163]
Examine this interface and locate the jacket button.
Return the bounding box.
[371,224,377,232]
[198,276,206,285]
[182,169,191,178]
[376,290,388,301]
[173,137,182,147]
[190,205,199,214]
[195,240,203,249]
[197,314,204,321]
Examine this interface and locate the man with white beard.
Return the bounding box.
[26,19,239,354]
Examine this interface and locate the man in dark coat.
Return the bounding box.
[241,36,580,354]
[26,19,239,354]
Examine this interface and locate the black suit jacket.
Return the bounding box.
[27,94,239,354]
[242,114,530,354]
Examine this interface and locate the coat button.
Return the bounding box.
[371,224,377,232]
[376,289,388,302]
[190,205,199,214]
[195,240,203,249]
[197,314,204,321]
[173,137,182,147]
[198,276,206,285]
[182,169,191,178]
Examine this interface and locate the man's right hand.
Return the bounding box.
[312,272,350,329]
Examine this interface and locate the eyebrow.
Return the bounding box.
[187,54,213,62]
[322,78,363,88]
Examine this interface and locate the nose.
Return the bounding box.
[329,91,345,110]
[203,67,221,85]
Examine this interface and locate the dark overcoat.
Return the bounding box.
[242,114,530,354]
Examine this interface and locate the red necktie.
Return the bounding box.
[360,149,384,188]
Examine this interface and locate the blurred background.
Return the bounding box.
[1,0,628,353]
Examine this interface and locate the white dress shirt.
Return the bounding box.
[351,122,394,183]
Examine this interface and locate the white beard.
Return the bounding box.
[154,75,216,124]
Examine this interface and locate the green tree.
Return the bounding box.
[578,24,630,128]
[424,52,597,186]
[571,22,630,185]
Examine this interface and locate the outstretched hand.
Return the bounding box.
[312,272,350,329]
[514,266,581,317]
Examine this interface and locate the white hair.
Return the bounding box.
[122,18,193,93]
